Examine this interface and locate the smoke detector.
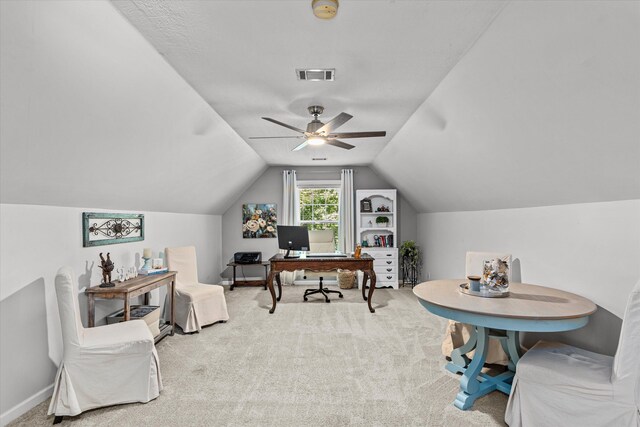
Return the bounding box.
[312,0,338,20]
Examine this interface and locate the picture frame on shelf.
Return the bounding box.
[360,198,372,213]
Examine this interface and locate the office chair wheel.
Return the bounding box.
[325,299,330,303]
[304,297,308,302]
[339,294,344,298]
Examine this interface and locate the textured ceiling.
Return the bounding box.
[111,0,505,166]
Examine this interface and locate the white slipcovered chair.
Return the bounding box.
[505,279,640,426]
[294,229,338,283]
[442,252,512,365]
[309,229,336,254]
[48,267,162,420]
[165,246,229,333]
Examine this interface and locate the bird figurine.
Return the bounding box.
[98,252,115,288]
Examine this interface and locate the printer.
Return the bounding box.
[234,252,262,264]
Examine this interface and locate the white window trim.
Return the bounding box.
[296,179,341,189]
[296,181,341,248]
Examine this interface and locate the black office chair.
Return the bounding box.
[303,230,343,303]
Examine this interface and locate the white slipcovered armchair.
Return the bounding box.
[505,279,640,426]
[165,246,229,333]
[48,267,162,420]
[442,252,511,365]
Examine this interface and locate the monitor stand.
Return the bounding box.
[284,248,299,259]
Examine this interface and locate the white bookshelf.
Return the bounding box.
[356,189,399,289]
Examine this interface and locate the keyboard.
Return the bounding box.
[307,253,348,258]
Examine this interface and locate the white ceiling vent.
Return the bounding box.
[296,68,335,81]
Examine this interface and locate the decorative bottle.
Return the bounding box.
[354,244,362,259]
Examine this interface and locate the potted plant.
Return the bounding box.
[400,240,421,287]
[375,216,389,226]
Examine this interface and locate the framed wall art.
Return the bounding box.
[242,204,277,238]
[82,212,144,247]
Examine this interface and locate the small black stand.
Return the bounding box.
[99,281,115,288]
[401,258,419,288]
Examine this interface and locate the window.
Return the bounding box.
[297,182,340,250]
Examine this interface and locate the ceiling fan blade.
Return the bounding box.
[315,112,353,135]
[328,131,387,139]
[292,141,309,151]
[248,136,303,139]
[325,139,355,150]
[262,117,306,134]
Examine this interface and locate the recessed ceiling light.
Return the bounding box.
[312,0,339,20]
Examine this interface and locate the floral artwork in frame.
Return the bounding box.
[242,204,277,238]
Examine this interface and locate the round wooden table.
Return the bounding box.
[414,280,597,410]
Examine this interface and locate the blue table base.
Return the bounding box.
[445,325,522,410]
[417,292,590,410]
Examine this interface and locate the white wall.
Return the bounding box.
[417,199,640,355]
[374,1,640,213]
[0,203,222,425]
[220,166,418,279]
[0,0,265,215]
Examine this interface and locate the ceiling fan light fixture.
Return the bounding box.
[312,0,338,20]
[307,137,325,146]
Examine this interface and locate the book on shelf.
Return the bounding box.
[138,267,168,275]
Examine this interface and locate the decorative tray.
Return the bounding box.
[459,283,510,298]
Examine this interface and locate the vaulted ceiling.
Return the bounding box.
[111,0,505,166]
[1,1,638,215]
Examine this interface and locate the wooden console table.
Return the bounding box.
[266,254,377,314]
[85,271,176,343]
[226,261,269,290]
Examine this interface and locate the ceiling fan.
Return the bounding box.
[249,105,386,151]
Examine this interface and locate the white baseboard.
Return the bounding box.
[0,383,54,427]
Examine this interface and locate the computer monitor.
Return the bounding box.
[277,225,310,258]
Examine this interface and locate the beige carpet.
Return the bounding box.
[11,286,507,426]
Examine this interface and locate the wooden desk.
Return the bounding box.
[266,254,377,314]
[226,261,269,290]
[414,280,597,410]
[85,272,176,343]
